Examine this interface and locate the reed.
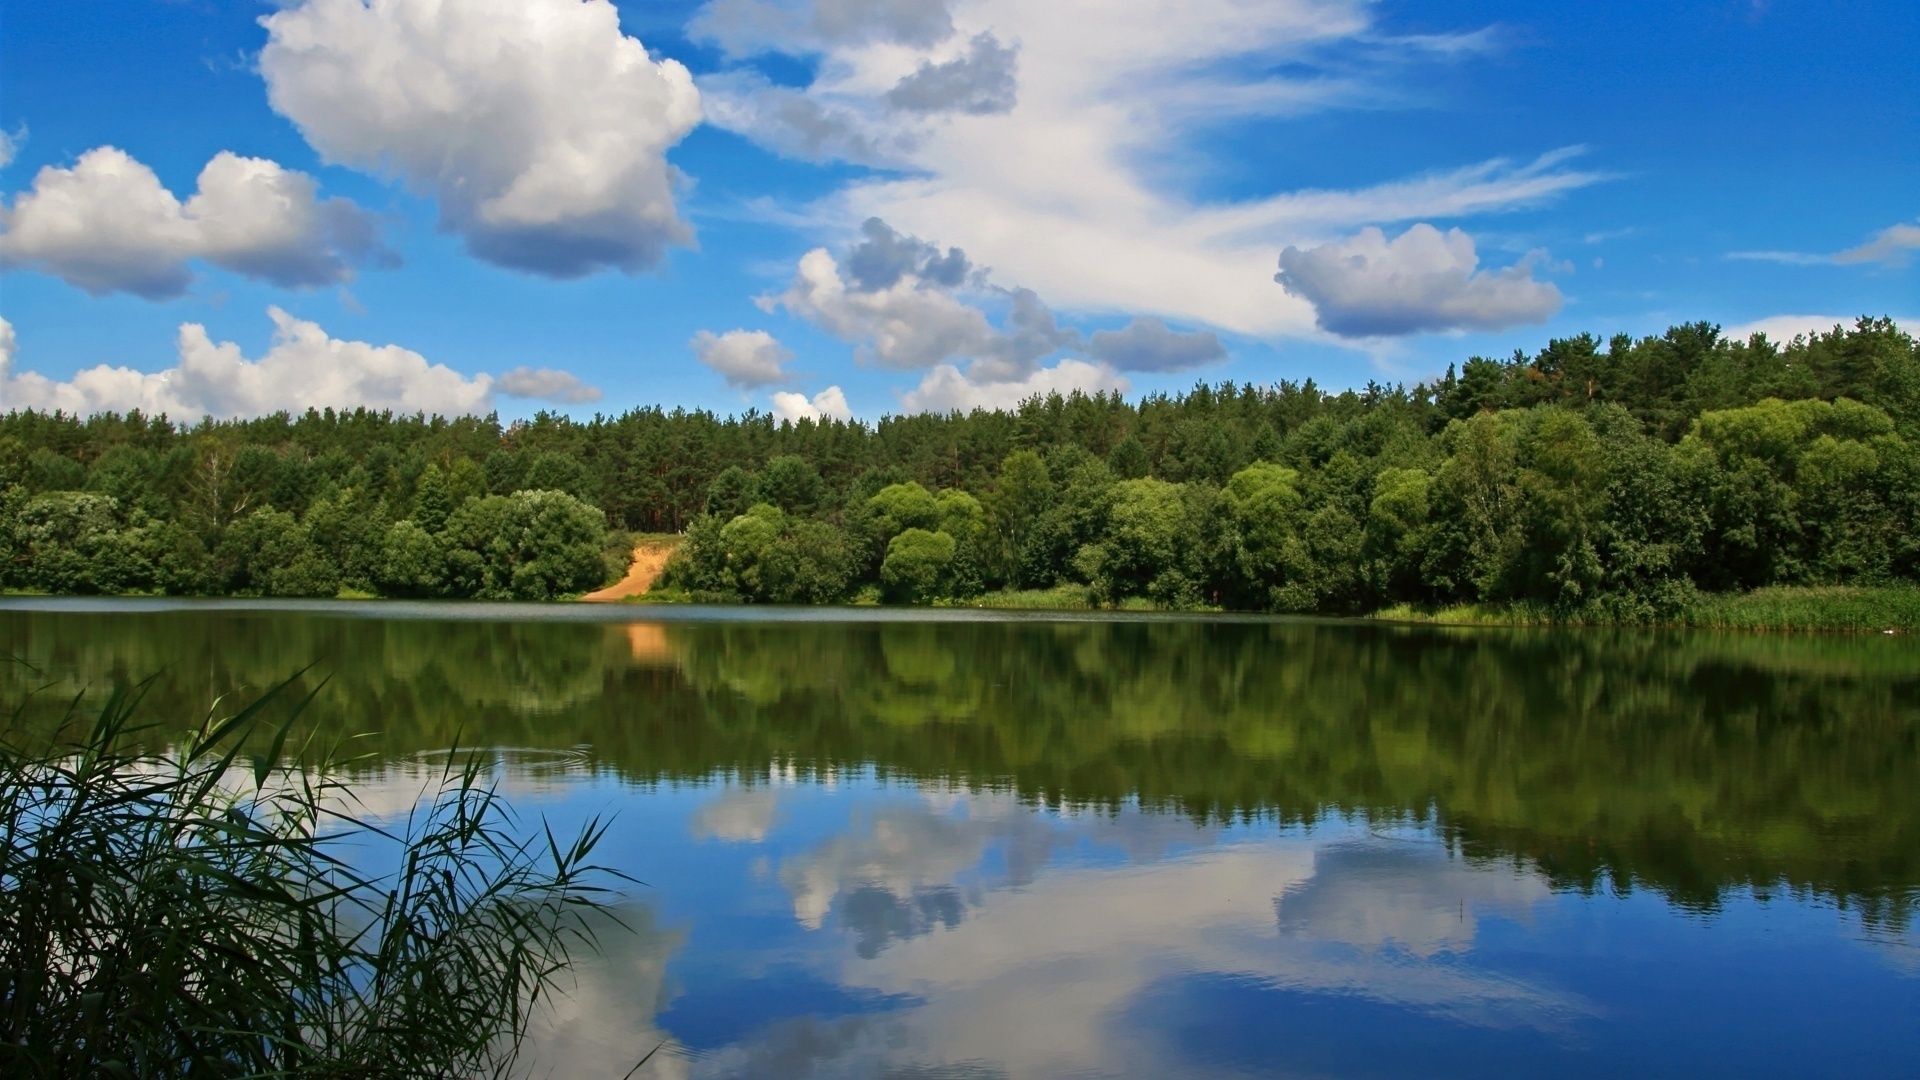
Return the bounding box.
[0,670,626,1079]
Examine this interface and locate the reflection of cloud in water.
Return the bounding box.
[691,787,780,842]
[1277,840,1549,958]
[778,791,1215,932]
[514,904,689,1080]
[743,794,1590,1079]
[840,884,966,959]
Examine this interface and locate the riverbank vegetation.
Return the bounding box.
[3,317,1916,624]
[0,674,623,1078]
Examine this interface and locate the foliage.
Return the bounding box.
[881,528,957,603]
[5,317,1918,612]
[0,674,622,1078]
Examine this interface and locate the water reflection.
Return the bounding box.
[5,602,1919,1077]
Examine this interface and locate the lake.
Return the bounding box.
[4,599,1917,1078]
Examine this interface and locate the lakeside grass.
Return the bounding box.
[959,585,1097,610]
[1373,586,1920,633]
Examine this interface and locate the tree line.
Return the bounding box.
[2,317,1915,614]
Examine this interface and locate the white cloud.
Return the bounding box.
[900,357,1125,413]
[1719,314,1857,344]
[0,127,21,170]
[1728,220,1920,270]
[1085,317,1227,371]
[0,318,16,386]
[259,0,701,278]
[764,225,1082,379]
[691,328,794,389]
[765,247,999,369]
[0,308,502,418]
[493,365,603,403]
[1835,221,1920,268]
[764,222,1137,410]
[695,0,1604,337]
[0,146,382,299]
[1725,249,1829,266]
[770,385,853,423]
[885,32,1019,115]
[692,0,956,56]
[1274,223,1563,337]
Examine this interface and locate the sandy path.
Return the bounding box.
[581,539,680,602]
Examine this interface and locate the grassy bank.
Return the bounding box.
[1373,586,1920,633]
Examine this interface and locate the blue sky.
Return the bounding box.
[1,0,1914,422]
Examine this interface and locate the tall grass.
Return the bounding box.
[1372,586,1920,633]
[0,671,629,1079]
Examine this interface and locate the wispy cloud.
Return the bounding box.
[1728,220,1920,269]
[690,0,1607,338]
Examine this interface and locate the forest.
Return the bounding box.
[2,316,1916,619]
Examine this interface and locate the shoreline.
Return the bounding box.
[8,584,1914,634]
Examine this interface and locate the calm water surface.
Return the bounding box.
[5,599,1918,1078]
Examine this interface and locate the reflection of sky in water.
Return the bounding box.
[327,766,1920,1080]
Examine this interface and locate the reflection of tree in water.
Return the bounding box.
[6,606,1918,922]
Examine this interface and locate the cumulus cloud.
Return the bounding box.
[493,366,602,404]
[765,221,1085,378]
[766,247,997,369]
[0,146,383,299]
[0,309,542,419]
[694,0,1603,336]
[771,385,853,423]
[886,33,1019,115]
[901,358,1124,413]
[1086,318,1226,372]
[1274,223,1563,337]
[692,328,794,389]
[259,0,701,279]
[845,217,973,290]
[0,127,21,170]
[766,221,1148,411]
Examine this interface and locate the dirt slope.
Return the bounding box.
[580,539,680,602]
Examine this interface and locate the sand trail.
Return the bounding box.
[580,539,679,602]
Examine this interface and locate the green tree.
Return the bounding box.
[8,493,150,595]
[706,465,758,520]
[441,490,608,600]
[756,454,824,515]
[986,451,1051,588]
[1424,412,1523,601]
[379,519,448,598]
[869,481,940,538]
[1107,435,1150,479]
[410,463,455,533]
[1517,410,1607,608]
[1362,466,1431,601]
[881,528,956,604]
[1220,461,1305,609]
